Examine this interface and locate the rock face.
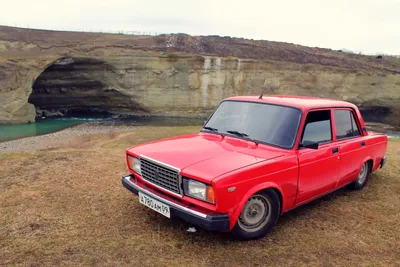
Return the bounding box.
[29,57,141,114]
[0,26,399,125]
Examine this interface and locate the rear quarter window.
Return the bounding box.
[334,109,361,139]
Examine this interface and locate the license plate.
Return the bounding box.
[139,192,170,218]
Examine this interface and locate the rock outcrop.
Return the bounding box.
[0,26,399,125]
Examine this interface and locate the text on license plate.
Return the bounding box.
[139,192,170,218]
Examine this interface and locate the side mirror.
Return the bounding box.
[299,141,319,150]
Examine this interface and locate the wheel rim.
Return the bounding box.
[237,194,271,232]
[357,163,368,184]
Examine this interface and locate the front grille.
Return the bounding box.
[140,157,181,195]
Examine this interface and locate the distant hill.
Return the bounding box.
[0,25,399,73]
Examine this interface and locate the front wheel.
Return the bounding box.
[231,189,280,240]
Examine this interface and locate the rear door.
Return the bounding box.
[296,109,341,205]
[333,108,366,187]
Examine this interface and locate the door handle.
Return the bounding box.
[361,141,366,147]
[332,147,339,154]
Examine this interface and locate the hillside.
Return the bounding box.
[0,26,399,125]
[1,26,399,72]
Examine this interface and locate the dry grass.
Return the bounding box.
[0,126,399,266]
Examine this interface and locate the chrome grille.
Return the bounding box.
[140,157,181,195]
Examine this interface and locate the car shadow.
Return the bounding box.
[121,179,369,245]
[175,184,357,243]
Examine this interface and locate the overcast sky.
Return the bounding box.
[1,0,399,55]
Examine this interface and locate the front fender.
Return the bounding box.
[228,182,284,230]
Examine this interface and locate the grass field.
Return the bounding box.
[0,126,399,266]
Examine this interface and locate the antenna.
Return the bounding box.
[259,86,267,99]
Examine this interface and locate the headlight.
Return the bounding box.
[133,158,141,174]
[127,155,141,175]
[183,178,215,204]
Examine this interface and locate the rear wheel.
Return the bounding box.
[231,189,280,240]
[351,161,370,190]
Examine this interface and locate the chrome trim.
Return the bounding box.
[123,175,207,218]
[139,176,184,198]
[140,154,181,172]
[139,154,183,197]
[228,186,236,192]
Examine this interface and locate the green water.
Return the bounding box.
[0,116,205,142]
[0,118,99,142]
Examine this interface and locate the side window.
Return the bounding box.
[334,110,360,139]
[301,110,332,144]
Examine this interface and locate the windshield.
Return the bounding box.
[203,101,302,148]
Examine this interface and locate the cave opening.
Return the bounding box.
[28,57,133,118]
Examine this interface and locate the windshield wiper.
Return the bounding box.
[226,130,249,137]
[203,126,219,132]
[226,130,259,145]
[202,126,224,137]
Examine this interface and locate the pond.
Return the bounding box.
[0,117,103,142]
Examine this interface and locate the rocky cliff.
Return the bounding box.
[0,26,399,125]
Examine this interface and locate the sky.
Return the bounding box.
[1,0,399,55]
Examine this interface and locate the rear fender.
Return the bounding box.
[364,155,378,172]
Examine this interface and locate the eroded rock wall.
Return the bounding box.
[27,53,400,125]
[0,26,399,125]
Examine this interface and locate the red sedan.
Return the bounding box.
[122,95,388,240]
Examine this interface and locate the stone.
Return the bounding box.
[152,70,163,75]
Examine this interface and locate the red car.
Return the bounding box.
[122,95,388,240]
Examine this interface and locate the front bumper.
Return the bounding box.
[121,174,230,231]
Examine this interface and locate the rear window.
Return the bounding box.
[334,110,361,139]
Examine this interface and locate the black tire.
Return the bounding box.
[350,161,371,190]
[231,189,280,240]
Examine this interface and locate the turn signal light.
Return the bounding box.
[206,186,215,204]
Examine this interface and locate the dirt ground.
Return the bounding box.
[0,126,399,266]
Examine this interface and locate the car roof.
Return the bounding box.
[224,95,357,111]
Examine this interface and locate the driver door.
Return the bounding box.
[296,109,341,205]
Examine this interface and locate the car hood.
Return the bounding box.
[128,132,286,183]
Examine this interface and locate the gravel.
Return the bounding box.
[0,123,136,154]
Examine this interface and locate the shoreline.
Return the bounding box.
[0,123,140,154]
[1,121,399,154]
[0,116,206,143]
